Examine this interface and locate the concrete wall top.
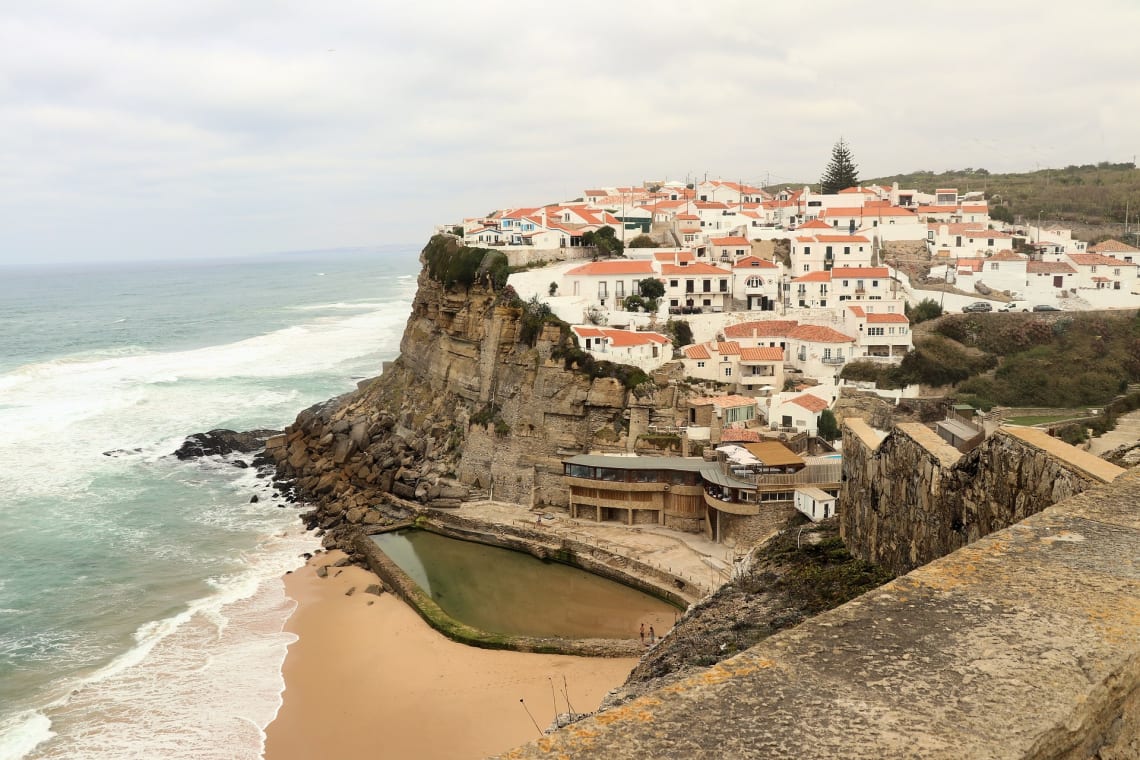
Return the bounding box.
[844,417,887,451]
[501,468,1140,760]
[1001,425,1125,484]
[895,421,963,468]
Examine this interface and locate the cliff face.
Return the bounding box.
[840,420,1125,575]
[269,241,652,532]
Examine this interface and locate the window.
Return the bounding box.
[823,348,832,359]
[746,277,762,288]
[990,263,998,270]
[697,361,705,368]
[1115,268,1122,276]
[669,279,678,288]
[826,246,833,257]
[803,265,810,272]
[719,279,729,292]
[842,280,849,287]
[1091,265,1098,273]
[803,246,811,255]
[702,280,711,293]
[670,299,678,307]
[724,367,732,377]
[868,327,885,336]
[703,299,711,306]
[843,247,850,255]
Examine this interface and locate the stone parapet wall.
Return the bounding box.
[500,469,1140,759]
[840,420,1124,576]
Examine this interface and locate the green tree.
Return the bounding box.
[583,225,625,257]
[820,138,860,195]
[989,204,1014,224]
[904,298,943,324]
[548,281,558,296]
[638,277,665,312]
[817,409,841,441]
[665,318,693,347]
[628,234,657,248]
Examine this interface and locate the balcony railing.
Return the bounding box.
[821,356,846,365]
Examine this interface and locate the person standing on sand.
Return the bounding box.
[640,623,645,645]
[649,626,656,646]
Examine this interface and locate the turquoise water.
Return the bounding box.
[373,530,679,639]
[0,247,418,759]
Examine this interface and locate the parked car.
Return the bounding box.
[962,301,993,313]
[1032,304,1061,312]
[998,302,1027,312]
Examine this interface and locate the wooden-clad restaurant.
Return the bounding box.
[562,441,842,546]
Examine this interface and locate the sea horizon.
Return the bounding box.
[0,246,419,759]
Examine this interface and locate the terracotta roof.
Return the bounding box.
[1068,253,1137,267]
[565,260,656,276]
[733,256,777,269]
[847,305,866,317]
[688,395,758,409]
[789,394,830,413]
[839,186,875,194]
[793,271,832,283]
[987,250,1027,261]
[710,236,751,247]
[739,347,784,362]
[717,341,741,355]
[655,251,694,262]
[572,326,605,338]
[813,234,871,243]
[798,219,834,230]
[961,205,989,213]
[584,189,608,196]
[719,429,763,443]
[866,313,910,324]
[1090,239,1140,254]
[675,213,700,220]
[831,266,889,278]
[724,320,799,338]
[603,329,670,347]
[661,262,729,276]
[683,344,711,360]
[787,325,855,343]
[1026,261,1076,274]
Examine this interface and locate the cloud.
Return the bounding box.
[1,0,1139,263]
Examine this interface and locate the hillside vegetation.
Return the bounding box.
[843,311,1140,409]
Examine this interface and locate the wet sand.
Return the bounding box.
[262,552,639,760]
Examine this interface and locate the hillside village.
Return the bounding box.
[435,178,1140,539]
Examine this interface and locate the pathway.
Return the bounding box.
[1088,408,1140,456]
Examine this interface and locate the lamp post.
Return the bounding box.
[1037,210,1042,243]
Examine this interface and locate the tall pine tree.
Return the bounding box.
[820,138,859,195]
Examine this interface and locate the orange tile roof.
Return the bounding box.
[961,205,989,213]
[831,266,889,277]
[1090,239,1140,254]
[724,320,799,338]
[733,256,777,269]
[688,394,757,409]
[798,219,834,230]
[572,326,606,338]
[793,271,832,283]
[813,234,871,243]
[847,305,866,317]
[655,251,694,262]
[1068,253,1137,267]
[717,341,741,355]
[710,236,751,246]
[839,186,875,194]
[683,344,711,359]
[694,201,729,210]
[1027,261,1076,274]
[739,347,784,362]
[675,213,700,220]
[790,394,829,413]
[987,250,1027,261]
[661,262,729,276]
[787,325,855,343]
[565,260,656,276]
[866,313,910,324]
[719,428,763,443]
[603,329,670,347]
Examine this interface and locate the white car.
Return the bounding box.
[998,302,1027,312]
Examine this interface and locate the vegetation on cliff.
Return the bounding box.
[843,310,1140,409]
[619,518,892,693]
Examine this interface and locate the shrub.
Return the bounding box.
[905,298,943,324]
[628,234,656,248]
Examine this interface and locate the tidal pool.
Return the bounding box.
[372,530,679,640]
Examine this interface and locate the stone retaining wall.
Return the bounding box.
[500,468,1140,759]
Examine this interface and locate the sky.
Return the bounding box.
[2,0,1139,264]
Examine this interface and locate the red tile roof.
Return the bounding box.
[739,347,784,361]
[987,250,1027,261]
[866,313,910,324]
[1090,239,1140,254]
[790,394,829,413]
[717,341,741,355]
[813,234,871,243]
[1026,262,1076,274]
[566,260,656,276]
[831,266,889,278]
[787,325,856,343]
[798,219,834,230]
[793,271,832,283]
[661,262,729,276]
[733,256,777,269]
[719,428,763,443]
[710,236,751,247]
[603,329,670,347]
[683,344,711,359]
[724,320,799,338]
[1067,253,1137,267]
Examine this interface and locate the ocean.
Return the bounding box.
[0,247,419,759]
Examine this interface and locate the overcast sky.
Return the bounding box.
[2,1,1138,264]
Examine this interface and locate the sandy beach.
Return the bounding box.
[262,551,639,760]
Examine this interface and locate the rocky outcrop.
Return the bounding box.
[269,239,681,547]
[173,428,281,460]
[840,419,1125,576]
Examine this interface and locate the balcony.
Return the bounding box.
[821,356,846,365]
[703,491,760,516]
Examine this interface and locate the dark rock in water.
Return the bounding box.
[233,460,249,469]
[173,429,281,460]
[102,448,143,457]
[250,494,259,503]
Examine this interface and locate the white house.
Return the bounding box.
[829,266,896,302]
[732,256,781,310]
[794,487,838,522]
[927,223,1017,257]
[1026,260,1077,294]
[709,235,753,262]
[1064,253,1139,293]
[786,324,857,379]
[681,341,784,392]
[790,271,832,308]
[768,391,831,435]
[791,233,874,274]
[845,307,912,363]
[571,326,672,371]
[723,319,801,350]
[661,262,733,312]
[562,259,657,308]
[737,347,785,394]
[1089,239,1140,263]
